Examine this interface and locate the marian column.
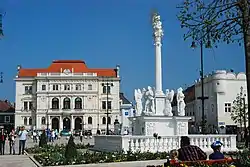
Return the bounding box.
[152,12,165,115]
[152,12,163,95]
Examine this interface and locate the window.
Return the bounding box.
[41,117,46,125]
[42,84,46,90]
[88,84,92,90]
[4,116,10,123]
[24,86,32,94]
[88,117,92,124]
[24,117,27,125]
[102,86,111,94]
[76,84,81,91]
[64,84,70,90]
[107,117,111,124]
[24,102,28,110]
[75,97,82,109]
[63,97,71,109]
[102,117,106,124]
[53,84,59,91]
[52,97,59,109]
[225,103,232,112]
[102,101,106,109]
[29,102,33,110]
[29,117,32,125]
[107,101,112,109]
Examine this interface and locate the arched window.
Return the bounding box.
[63,97,71,109]
[52,97,59,109]
[29,117,32,125]
[24,117,27,125]
[102,117,106,124]
[108,117,111,124]
[41,117,46,125]
[75,97,82,109]
[88,117,92,124]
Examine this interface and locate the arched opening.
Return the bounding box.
[75,97,82,109]
[52,117,59,131]
[63,97,71,109]
[29,117,32,125]
[41,117,46,125]
[88,117,92,124]
[63,117,71,130]
[74,117,82,130]
[24,117,27,125]
[52,97,59,109]
[107,117,111,124]
[102,117,106,124]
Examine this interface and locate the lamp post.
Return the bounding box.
[0,72,3,83]
[191,39,209,134]
[102,80,113,135]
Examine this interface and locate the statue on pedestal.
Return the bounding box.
[143,86,155,115]
[134,89,143,116]
[152,12,164,43]
[177,87,186,116]
[163,89,174,116]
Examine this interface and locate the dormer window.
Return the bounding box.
[63,69,71,75]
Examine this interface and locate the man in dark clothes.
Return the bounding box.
[0,129,7,155]
[178,136,207,161]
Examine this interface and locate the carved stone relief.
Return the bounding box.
[177,122,188,136]
[146,122,156,136]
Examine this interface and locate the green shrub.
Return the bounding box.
[39,131,47,147]
[65,135,77,161]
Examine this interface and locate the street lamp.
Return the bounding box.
[191,37,210,134]
[102,80,113,135]
[0,72,3,83]
[0,12,4,38]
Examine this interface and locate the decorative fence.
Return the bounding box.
[94,135,237,153]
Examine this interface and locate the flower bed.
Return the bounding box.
[26,143,93,154]
[33,151,169,166]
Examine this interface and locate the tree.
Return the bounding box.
[177,0,250,127]
[65,135,77,162]
[39,130,47,147]
[231,88,248,130]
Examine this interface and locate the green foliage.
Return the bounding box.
[65,135,77,161]
[231,87,248,127]
[39,131,47,148]
[177,0,250,47]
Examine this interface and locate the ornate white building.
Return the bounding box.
[14,60,121,133]
[184,70,248,134]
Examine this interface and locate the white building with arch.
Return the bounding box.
[184,70,248,134]
[14,60,121,133]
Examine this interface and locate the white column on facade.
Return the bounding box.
[71,115,74,131]
[59,115,63,131]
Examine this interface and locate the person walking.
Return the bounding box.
[33,130,37,143]
[51,130,55,142]
[0,129,7,155]
[9,129,16,155]
[18,126,28,155]
[80,130,83,142]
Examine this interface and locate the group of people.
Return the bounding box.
[32,129,59,143]
[170,136,225,162]
[0,126,28,155]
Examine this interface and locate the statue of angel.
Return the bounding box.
[144,86,155,115]
[163,89,174,116]
[177,87,186,116]
[134,89,143,115]
[152,12,163,38]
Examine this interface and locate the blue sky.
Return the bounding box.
[0,0,245,102]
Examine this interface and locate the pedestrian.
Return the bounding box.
[0,129,7,155]
[18,126,28,155]
[80,130,83,142]
[33,130,37,143]
[209,141,225,160]
[51,130,55,142]
[9,129,16,155]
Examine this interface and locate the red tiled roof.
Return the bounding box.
[0,100,15,112]
[18,60,117,77]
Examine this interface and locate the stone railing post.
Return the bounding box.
[121,135,131,153]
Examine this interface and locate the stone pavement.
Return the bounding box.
[0,155,37,167]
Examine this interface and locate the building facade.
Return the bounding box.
[184,70,247,134]
[15,60,121,133]
[0,100,15,132]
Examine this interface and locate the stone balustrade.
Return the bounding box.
[93,135,237,153]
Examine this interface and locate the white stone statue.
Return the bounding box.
[163,89,174,116]
[141,88,147,111]
[177,87,186,116]
[144,86,155,115]
[152,12,163,40]
[134,89,143,116]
